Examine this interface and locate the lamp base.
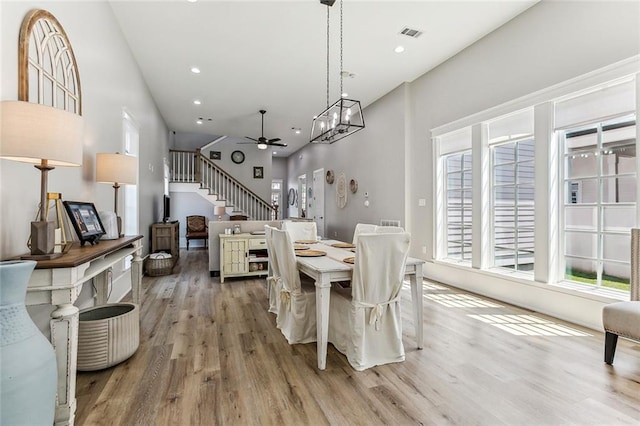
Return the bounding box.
[117,215,124,238]
[22,221,63,260]
[29,220,55,255]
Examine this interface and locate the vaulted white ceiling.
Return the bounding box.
[109,0,538,156]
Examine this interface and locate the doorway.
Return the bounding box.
[312,168,325,237]
[298,174,307,218]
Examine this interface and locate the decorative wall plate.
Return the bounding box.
[326,170,335,184]
[349,179,358,194]
[336,173,347,209]
[288,188,296,205]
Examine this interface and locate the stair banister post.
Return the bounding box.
[195,148,202,185]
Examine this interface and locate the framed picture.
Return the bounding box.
[253,166,264,179]
[209,150,221,160]
[62,201,106,246]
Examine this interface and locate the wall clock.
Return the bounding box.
[231,150,245,164]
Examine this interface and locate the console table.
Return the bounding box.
[22,235,143,426]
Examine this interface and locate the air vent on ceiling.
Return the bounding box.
[399,27,423,38]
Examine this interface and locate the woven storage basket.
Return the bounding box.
[77,303,139,371]
[146,252,173,276]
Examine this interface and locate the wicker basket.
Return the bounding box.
[146,252,173,276]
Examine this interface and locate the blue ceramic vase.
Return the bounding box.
[0,260,57,425]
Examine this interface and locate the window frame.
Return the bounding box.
[490,136,536,273]
[559,114,637,290]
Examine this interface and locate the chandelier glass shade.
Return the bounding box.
[310,0,364,144]
[310,98,364,144]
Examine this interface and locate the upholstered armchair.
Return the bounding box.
[602,228,640,364]
[185,215,208,250]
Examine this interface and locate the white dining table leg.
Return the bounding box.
[315,275,332,370]
[410,264,424,349]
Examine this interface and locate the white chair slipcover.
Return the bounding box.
[281,220,318,242]
[352,223,378,245]
[271,228,317,344]
[264,225,281,314]
[328,232,411,370]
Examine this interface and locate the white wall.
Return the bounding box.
[287,83,408,242]
[1,2,169,326]
[198,137,272,201]
[287,1,640,330]
[410,1,640,330]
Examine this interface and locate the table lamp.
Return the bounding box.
[96,153,137,238]
[0,101,84,258]
[215,206,226,221]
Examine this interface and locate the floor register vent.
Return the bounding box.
[399,27,423,38]
[380,219,401,227]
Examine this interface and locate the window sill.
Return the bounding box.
[432,259,630,304]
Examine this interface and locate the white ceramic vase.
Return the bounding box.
[0,260,57,425]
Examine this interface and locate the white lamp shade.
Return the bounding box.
[0,100,84,166]
[215,206,226,216]
[96,153,137,185]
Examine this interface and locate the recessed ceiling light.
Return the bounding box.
[291,127,301,134]
[196,119,203,124]
[191,67,201,74]
[394,46,405,53]
[187,0,198,3]
[273,151,277,155]
[341,92,348,97]
[193,100,201,105]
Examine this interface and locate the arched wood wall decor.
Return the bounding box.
[19,9,82,115]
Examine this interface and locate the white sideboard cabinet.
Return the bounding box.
[219,233,269,282]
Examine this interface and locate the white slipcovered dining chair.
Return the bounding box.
[264,225,281,314]
[352,223,378,245]
[328,232,411,370]
[281,220,318,242]
[271,228,317,344]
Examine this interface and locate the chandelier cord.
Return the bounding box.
[326,5,330,109]
[340,0,343,98]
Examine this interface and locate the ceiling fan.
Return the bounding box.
[241,109,287,150]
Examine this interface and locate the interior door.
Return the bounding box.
[312,168,325,237]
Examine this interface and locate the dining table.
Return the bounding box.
[294,238,426,370]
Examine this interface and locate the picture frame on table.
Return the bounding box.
[62,201,106,246]
[253,166,264,179]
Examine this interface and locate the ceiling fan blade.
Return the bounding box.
[244,136,259,142]
[270,142,288,147]
[238,141,258,144]
[267,138,281,143]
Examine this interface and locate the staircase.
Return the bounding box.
[169,149,277,220]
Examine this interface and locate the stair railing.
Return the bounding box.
[169,149,276,220]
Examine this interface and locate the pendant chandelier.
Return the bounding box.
[310,0,365,144]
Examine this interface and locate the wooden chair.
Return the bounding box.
[185,215,208,250]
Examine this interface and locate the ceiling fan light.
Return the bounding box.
[257,142,268,150]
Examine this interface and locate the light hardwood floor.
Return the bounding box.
[76,249,640,425]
